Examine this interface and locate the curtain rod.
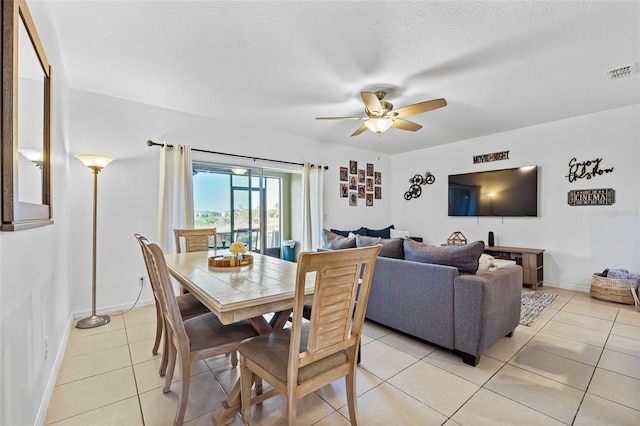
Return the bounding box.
[146,140,327,169]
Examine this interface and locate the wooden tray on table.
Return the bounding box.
[208,254,253,268]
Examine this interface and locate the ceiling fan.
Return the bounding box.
[316,91,447,136]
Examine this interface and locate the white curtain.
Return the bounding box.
[302,163,324,252]
[157,143,194,252]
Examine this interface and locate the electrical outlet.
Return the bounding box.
[45,336,48,360]
[138,276,145,288]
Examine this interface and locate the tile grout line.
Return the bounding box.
[568,306,622,425]
[121,311,148,426]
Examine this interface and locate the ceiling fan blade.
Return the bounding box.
[391,98,447,118]
[350,125,368,137]
[315,116,367,120]
[392,119,422,131]
[361,92,383,115]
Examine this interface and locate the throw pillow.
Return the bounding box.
[322,229,356,249]
[365,225,395,239]
[403,239,485,274]
[330,227,367,237]
[356,235,404,259]
[390,228,411,239]
[476,253,496,274]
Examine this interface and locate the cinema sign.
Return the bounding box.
[568,188,615,206]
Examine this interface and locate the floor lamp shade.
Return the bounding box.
[75,153,115,329]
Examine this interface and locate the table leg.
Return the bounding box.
[212,382,241,425]
[212,310,292,425]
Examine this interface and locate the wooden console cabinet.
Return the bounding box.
[485,245,545,290]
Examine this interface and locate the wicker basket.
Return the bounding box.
[590,273,639,305]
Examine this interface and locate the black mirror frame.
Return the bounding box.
[1,0,53,231]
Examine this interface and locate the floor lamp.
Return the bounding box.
[75,153,115,329]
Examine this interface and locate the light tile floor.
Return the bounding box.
[45,288,640,425]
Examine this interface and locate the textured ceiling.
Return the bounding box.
[44,0,640,155]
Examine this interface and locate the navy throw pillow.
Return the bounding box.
[364,225,395,239]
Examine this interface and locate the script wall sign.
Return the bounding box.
[568,188,615,206]
[473,150,510,164]
[566,157,614,182]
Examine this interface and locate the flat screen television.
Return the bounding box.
[448,166,538,217]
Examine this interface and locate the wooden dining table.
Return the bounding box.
[164,250,314,425]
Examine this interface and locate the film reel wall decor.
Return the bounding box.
[404,172,435,200]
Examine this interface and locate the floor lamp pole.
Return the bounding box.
[75,154,115,329]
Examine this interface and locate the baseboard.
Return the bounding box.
[35,313,73,426]
[542,281,590,293]
[72,297,155,318]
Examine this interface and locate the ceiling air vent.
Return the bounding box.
[607,63,638,80]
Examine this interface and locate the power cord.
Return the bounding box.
[110,281,145,316]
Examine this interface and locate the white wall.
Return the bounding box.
[0,2,73,425]
[67,90,392,313]
[391,104,640,291]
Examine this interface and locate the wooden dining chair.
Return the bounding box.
[173,228,217,253]
[238,245,381,425]
[142,238,260,426]
[173,228,217,294]
[134,234,212,376]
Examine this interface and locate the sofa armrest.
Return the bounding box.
[453,266,523,360]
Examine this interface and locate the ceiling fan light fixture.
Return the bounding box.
[365,117,393,133]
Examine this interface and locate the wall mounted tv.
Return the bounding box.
[448,166,538,217]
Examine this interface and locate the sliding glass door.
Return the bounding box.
[193,163,283,258]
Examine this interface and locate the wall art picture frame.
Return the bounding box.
[340,183,348,197]
[350,160,357,174]
[358,169,365,183]
[375,171,382,184]
[349,175,357,190]
[366,193,373,206]
[375,186,381,199]
[339,167,348,181]
[349,192,357,206]
[358,185,365,198]
[367,163,374,176]
[366,178,373,191]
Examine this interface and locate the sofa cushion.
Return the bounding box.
[322,229,356,249]
[330,227,367,238]
[364,225,394,239]
[356,235,404,259]
[403,239,485,274]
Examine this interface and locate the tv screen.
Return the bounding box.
[448,166,538,217]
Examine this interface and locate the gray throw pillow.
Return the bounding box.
[322,229,356,249]
[403,239,485,274]
[356,235,404,259]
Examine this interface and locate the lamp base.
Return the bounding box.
[75,314,110,329]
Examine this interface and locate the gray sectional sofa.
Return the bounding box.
[322,229,523,366]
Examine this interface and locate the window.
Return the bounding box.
[193,162,294,259]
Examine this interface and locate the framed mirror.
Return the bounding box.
[2,0,53,230]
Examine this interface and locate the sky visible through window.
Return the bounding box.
[193,172,230,212]
[193,172,280,213]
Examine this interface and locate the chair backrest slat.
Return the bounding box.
[174,228,217,253]
[291,245,381,369]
